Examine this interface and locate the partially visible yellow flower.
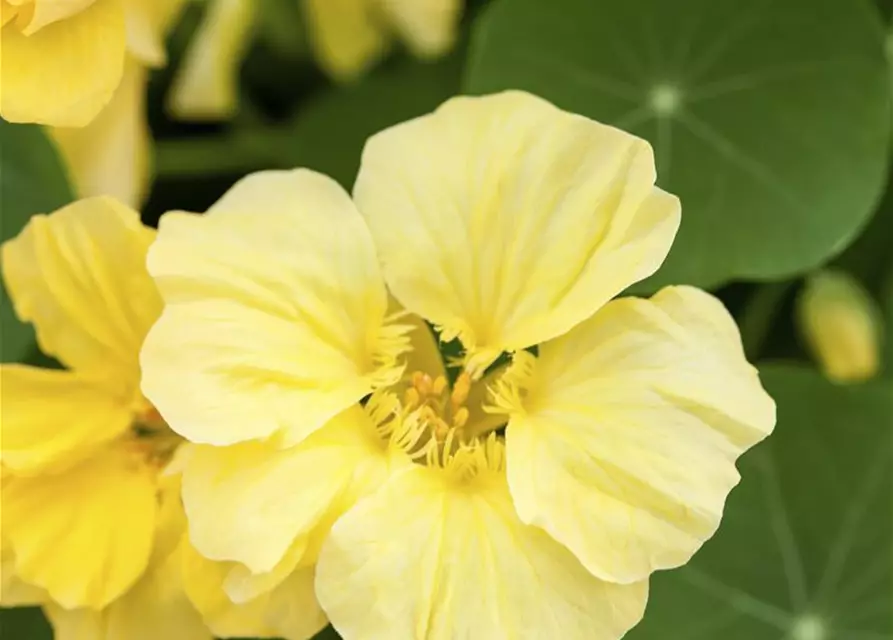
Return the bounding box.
[141,92,776,638]
[49,59,150,208]
[43,0,185,207]
[167,0,256,120]
[302,0,463,80]
[0,0,182,126]
[0,198,271,639]
[797,269,884,383]
[168,0,463,121]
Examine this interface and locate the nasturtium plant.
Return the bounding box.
[627,364,892,639]
[0,120,73,363]
[465,0,892,290]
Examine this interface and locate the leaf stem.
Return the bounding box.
[153,126,289,178]
[739,281,795,360]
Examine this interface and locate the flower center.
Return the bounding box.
[402,370,472,440]
[121,405,183,470]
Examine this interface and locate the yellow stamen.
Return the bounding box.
[451,371,471,408]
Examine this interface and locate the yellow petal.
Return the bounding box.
[13,0,97,34]
[0,0,126,127]
[301,0,389,81]
[122,0,186,66]
[1,543,45,606]
[2,449,157,608]
[502,285,776,584]
[167,0,255,120]
[316,462,648,639]
[355,91,680,372]
[179,540,281,639]
[378,0,461,59]
[1,197,161,392]
[142,169,405,446]
[180,405,392,574]
[0,364,132,474]
[50,58,150,209]
[47,543,212,640]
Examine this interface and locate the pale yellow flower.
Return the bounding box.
[41,0,184,207]
[0,0,182,126]
[168,0,463,121]
[0,199,275,639]
[140,91,775,638]
[797,269,884,383]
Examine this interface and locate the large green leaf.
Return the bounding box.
[628,364,892,639]
[283,53,463,189]
[466,0,891,290]
[0,120,73,363]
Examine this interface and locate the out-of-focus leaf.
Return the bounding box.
[0,607,52,640]
[628,363,892,639]
[466,0,891,291]
[283,53,464,189]
[0,120,73,363]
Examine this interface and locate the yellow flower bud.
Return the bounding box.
[797,269,883,383]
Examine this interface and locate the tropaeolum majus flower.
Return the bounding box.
[1,0,183,128]
[0,199,303,639]
[140,91,777,639]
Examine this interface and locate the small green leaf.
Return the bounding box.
[628,364,892,639]
[0,120,74,363]
[466,0,892,290]
[283,53,463,189]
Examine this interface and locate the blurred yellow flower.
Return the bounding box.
[303,0,463,80]
[140,91,775,638]
[0,199,284,639]
[797,269,883,383]
[168,0,463,121]
[0,0,182,127]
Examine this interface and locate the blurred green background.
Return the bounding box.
[1,0,891,638]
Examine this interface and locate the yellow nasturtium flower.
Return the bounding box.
[168,0,463,120]
[797,269,884,383]
[140,91,776,638]
[43,0,185,207]
[0,199,290,639]
[0,0,182,127]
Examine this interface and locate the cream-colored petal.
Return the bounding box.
[0,0,125,126]
[167,0,255,120]
[355,91,680,373]
[316,464,648,640]
[122,0,185,66]
[1,197,161,392]
[301,0,389,81]
[265,565,328,640]
[142,169,405,446]
[503,286,776,584]
[179,541,281,639]
[378,0,461,58]
[0,365,132,474]
[2,449,157,609]
[180,406,392,573]
[51,59,150,209]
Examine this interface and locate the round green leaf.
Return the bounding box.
[0,120,74,363]
[466,0,892,290]
[628,364,892,639]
